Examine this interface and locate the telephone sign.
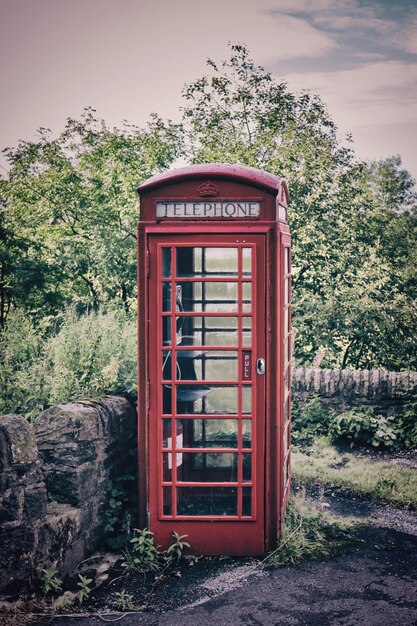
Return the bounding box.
[137,164,292,556]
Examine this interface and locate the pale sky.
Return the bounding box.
[1,0,417,181]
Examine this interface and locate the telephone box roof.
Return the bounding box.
[138,163,288,199]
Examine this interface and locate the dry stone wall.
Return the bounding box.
[292,368,417,413]
[0,396,135,599]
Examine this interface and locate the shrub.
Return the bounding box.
[292,396,331,441]
[329,408,401,449]
[397,402,417,450]
[0,308,137,421]
[329,408,374,447]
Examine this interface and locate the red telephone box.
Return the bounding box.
[137,164,291,556]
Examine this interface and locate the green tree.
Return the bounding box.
[181,44,417,370]
[0,108,182,322]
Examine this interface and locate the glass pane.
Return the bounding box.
[284,336,289,363]
[242,487,252,516]
[284,426,289,457]
[162,384,172,415]
[162,283,171,312]
[163,487,172,515]
[162,317,170,346]
[176,248,238,277]
[162,418,171,446]
[243,453,252,482]
[162,351,172,381]
[162,248,171,277]
[177,487,237,516]
[242,283,252,312]
[242,386,252,414]
[205,248,238,274]
[242,248,252,276]
[284,457,290,485]
[176,281,239,313]
[284,248,290,274]
[177,385,238,415]
[181,452,238,482]
[285,277,290,305]
[176,247,198,278]
[242,317,252,346]
[284,306,289,335]
[192,351,238,381]
[181,418,238,448]
[284,394,290,423]
[242,419,252,448]
[182,316,239,347]
[162,454,172,482]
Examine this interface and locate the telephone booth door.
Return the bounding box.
[148,233,266,555]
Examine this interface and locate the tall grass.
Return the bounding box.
[292,439,417,509]
[0,308,137,421]
[265,491,361,566]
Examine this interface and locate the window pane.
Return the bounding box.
[181,452,238,482]
[176,248,238,277]
[242,386,252,414]
[181,418,238,448]
[284,277,290,305]
[192,351,238,381]
[242,419,252,448]
[242,487,252,516]
[242,283,252,312]
[177,385,238,414]
[162,248,171,277]
[177,487,237,516]
[242,453,252,482]
[242,248,252,276]
[242,317,252,346]
[284,248,290,274]
[163,487,172,515]
[183,316,239,347]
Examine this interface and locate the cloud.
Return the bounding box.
[392,14,417,54]
[284,60,417,129]
[312,15,392,33]
[265,14,337,60]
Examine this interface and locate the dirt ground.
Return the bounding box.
[29,486,417,626]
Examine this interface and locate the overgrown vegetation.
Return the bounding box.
[266,492,362,566]
[292,440,417,510]
[0,307,137,420]
[292,397,417,451]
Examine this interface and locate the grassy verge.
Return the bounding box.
[266,492,363,566]
[292,439,417,510]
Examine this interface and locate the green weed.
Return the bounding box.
[76,574,93,605]
[41,568,62,596]
[115,590,137,611]
[122,528,190,575]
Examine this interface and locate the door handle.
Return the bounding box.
[256,358,265,375]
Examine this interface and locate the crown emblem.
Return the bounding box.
[198,181,219,197]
